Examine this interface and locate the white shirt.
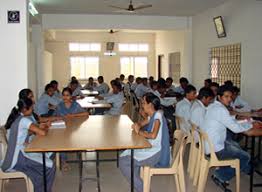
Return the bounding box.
[230,96,251,112]
[131,83,138,91]
[35,93,60,115]
[175,98,192,134]
[190,100,207,127]
[167,85,176,92]
[72,87,85,97]
[135,84,150,99]
[150,90,177,107]
[174,86,185,95]
[124,82,133,97]
[104,92,124,115]
[202,101,252,154]
[95,82,110,95]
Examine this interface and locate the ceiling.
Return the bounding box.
[32,0,228,16]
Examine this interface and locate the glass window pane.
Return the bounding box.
[79,43,90,51]
[119,44,129,51]
[120,57,133,77]
[134,57,148,77]
[91,43,101,51]
[69,43,79,51]
[129,44,138,52]
[139,44,149,52]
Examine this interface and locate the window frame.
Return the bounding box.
[120,56,148,77]
[69,43,101,52]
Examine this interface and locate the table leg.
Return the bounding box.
[78,152,83,192]
[116,150,119,168]
[42,152,47,192]
[96,151,101,192]
[131,149,134,192]
[250,137,255,192]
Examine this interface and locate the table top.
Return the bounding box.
[233,111,262,118]
[81,90,99,96]
[77,97,111,109]
[244,128,262,137]
[25,115,151,152]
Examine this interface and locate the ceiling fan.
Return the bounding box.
[109,0,152,12]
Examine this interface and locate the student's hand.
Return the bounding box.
[131,123,140,134]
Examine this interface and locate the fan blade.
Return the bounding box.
[109,5,127,10]
[134,4,152,10]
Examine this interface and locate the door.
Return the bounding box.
[168,52,181,84]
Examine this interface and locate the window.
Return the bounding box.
[118,43,149,52]
[209,43,241,87]
[69,43,101,52]
[120,57,148,77]
[70,57,99,79]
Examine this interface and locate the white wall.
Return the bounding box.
[0,0,28,124]
[192,0,262,108]
[155,28,192,82]
[28,43,37,95]
[45,31,156,87]
[43,51,53,86]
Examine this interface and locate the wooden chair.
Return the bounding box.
[141,130,187,192]
[197,129,240,192]
[130,92,140,122]
[0,126,34,192]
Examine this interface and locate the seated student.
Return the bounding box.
[2,98,55,192]
[149,76,154,87]
[166,77,176,92]
[83,77,97,90]
[190,87,214,127]
[96,80,124,115]
[204,78,212,88]
[119,74,125,88]
[50,80,62,102]
[175,84,197,134]
[135,77,150,99]
[119,93,170,192]
[35,84,60,117]
[224,80,234,87]
[174,77,189,95]
[210,82,219,97]
[201,85,262,188]
[95,76,110,95]
[131,77,141,92]
[124,75,134,96]
[230,86,251,112]
[69,76,82,88]
[69,80,85,99]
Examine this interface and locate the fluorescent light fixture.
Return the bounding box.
[29,1,38,16]
[104,52,116,56]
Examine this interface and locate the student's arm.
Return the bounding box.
[29,124,47,136]
[137,119,160,139]
[132,117,150,131]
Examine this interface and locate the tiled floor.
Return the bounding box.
[2,151,262,192]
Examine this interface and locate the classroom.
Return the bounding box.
[0,0,262,192]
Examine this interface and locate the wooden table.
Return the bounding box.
[25,115,151,192]
[81,90,99,96]
[76,97,111,109]
[233,111,262,118]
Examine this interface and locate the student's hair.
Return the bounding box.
[5,98,33,130]
[113,81,122,91]
[71,76,77,80]
[120,74,125,78]
[50,80,58,85]
[88,77,94,81]
[224,80,234,87]
[185,84,196,94]
[157,78,166,87]
[62,87,73,95]
[217,85,233,97]
[110,79,117,86]
[98,76,104,81]
[210,82,219,88]
[166,77,173,82]
[128,75,134,80]
[205,79,212,84]
[231,86,240,94]
[70,80,79,85]
[149,76,154,81]
[179,77,189,84]
[45,83,53,92]
[143,93,161,111]
[18,89,33,100]
[198,87,215,100]
[142,77,148,82]
[151,80,158,88]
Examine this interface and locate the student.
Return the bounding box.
[35,84,60,117]
[224,80,234,87]
[124,75,134,96]
[119,93,170,192]
[83,77,97,90]
[2,98,55,192]
[201,85,261,188]
[119,74,125,88]
[50,80,62,102]
[210,82,219,97]
[131,77,142,92]
[175,84,197,134]
[230,86,251,112]
[166,77,176,92]
[204,78,212,88]
[95,76,110,95]
[96,81,124,115]
[190,87,214,127]
[174,77,189,95]
[149,76,154,87]
[69,76,82,88]
[69,80,85,99]
[135,77,150,99]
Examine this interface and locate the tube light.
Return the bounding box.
[29,1,38,16]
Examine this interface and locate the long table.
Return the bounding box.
[77,97,111,109]
[81,90,99,96]
[25,115,151,192]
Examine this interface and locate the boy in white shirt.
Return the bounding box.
[166,77,176,92]
[230,86,251,112]
[95,76,110,95]
[175,85,197,134]
[174,77,189,95]
[202,85,261,189]
[69,80,85,99]
[135,78,150,99]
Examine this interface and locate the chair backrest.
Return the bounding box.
[190,122,199,145]
[174,115,191,135]
[198,129,218,162]
[171,130,187,169]
[0,126,8,160]
[130,91,139,109]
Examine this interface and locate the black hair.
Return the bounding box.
[151,80,158,87]
[142,77,148,81]
[231,86,240,94]
[179,77,189,84]
[113,81,122,91]
[98,76,104,81]
[50,80,58,85]
[128,75,134,80]
[217,85,233,97]
[157,78,166,87]
[149,76,154,81]
[88,77,94,81]
[143,93,161,111]
[71,76,77,80]
[110,79,117,86]
[205,79,212,84]
[224,80,234,87]
[198,87,215,100]
[166,77,173,82]
[210,82,219,88]
[62,87,73,95]
[185,84,196,94]
[18,89,33,100]
[45,84,53,92]
[70,80,79,85]
[5,98,33,130]
[120,74,125,78]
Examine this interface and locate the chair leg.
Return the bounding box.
[174,174,181,192]
[55,153,60,170]
[187,143,193,173]
[235,161,240,192]
[178,161,186,192]
[0,179,3,192]
[140,167,144,180]
[193,148,201,186]
[189,146,197,179]
[143,167,151,192]
[26,177,34,192]
[197,160,209,192]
